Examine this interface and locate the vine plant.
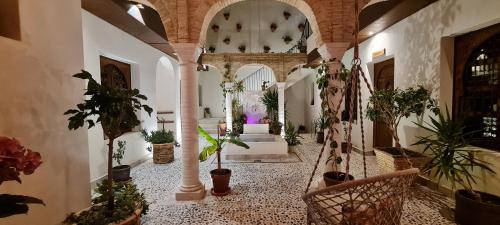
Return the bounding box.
[219,63,244,112]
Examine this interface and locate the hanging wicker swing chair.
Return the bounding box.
[301,1,419,224]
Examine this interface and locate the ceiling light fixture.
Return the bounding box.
[368,31,374,36]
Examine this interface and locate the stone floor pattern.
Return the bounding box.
[132,135,456,225]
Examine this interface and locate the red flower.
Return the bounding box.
[0,137,42,184]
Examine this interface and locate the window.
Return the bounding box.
[454,25,500,151]
[0,0,20,40]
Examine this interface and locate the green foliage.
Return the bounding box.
[64,180,148,225]
[0,194,44,218]
[285,121,303,146]
[261,89,279,115]
[412,107,494,192]
[140,129,175,144]
[64,71,153,139]
[197,126,249,170]
[366,85,438,147]
[112,140,126,165]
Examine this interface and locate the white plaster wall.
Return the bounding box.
[198,69,225,118]
[303,73,322,132]
[285,77,306,128]
[82,10,178,182]
[156,57,178,132]
[206,0,307,53]
[0,1,91,224]
[341,0,500,195]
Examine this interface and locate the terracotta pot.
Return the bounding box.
[288,145,297,153]
[112,165,131,182]
[210,168,231,196]
[455,190,500,225]
[316,132,324,144]
[323,171,354,187]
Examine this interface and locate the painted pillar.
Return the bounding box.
[225,82,234,131]
[172,43,206,200]
[277,82,286,137]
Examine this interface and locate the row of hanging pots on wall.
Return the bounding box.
[207,45,272,53]
[221,10,293,21]
[212,22,305,33]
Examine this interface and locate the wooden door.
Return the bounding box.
[373,58,394,148]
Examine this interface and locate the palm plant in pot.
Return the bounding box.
[198,126,249,196]
[285,121,302,152]
[140,129,175,164]
[64,71,151,224]
[313,115,329,144]
[413,108,499,225]
[366,85,438,173]
[261,89,281,135]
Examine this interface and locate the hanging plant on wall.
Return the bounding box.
[223,37,231,45]
[223,12,230,20]
[282,35,293,44]
[211,24,220,32]
[263,45,271,53]
[270,23,277,32]
[208,46,216,53]
[238,45,246,53]
[236,23,242,32]
[298,23,305,32]
[283,11,291,20]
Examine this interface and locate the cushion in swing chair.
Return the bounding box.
[302,168,419,225]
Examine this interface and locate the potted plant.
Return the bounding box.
[366,85,438,173]
[283,11,291,20]
[0,137,44,218]
[111,140,131,182]
[261,89,280,134]
[298,23,305,32]
[211,24,219,32]
[313,116,329,144]
[223,37,231,45]
[238,44,246,53]
[223,12,230,20]
[64,70,151,224]
[198,126,249,196]
[285,121,302,152]
[204,107,211,118]
[270,23,277,32]
[208,46,216,53]
[236,23,242,32]
[140,129,175,164]
[413,107,499,225]
[263,45,271,53]
[261,81,269,90]
[282,35,293,44]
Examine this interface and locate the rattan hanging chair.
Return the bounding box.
[301,1,419,224]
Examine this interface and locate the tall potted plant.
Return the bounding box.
[64,71,151,223]
[413,108,499,225]
[366,86,437,173]
[141,129,175,164]
[198,126,249,196]
[0,137,44,218]
[261,89,280,135]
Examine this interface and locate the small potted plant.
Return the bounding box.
[313,115,329,144]
[140,129,175,164]
[64,70,151,224]
[208,46,216,53]
[236,23,242,32]
[211,24,219,32]
[263,45,271,53]
[270,23,277,32]
[204,107,211,118]
[285,121,303,152]
[223,12,230,20]
[366,85,438,173]
[282,35,293,44]
[111,140,131,182]
[283,11,291,20]
[198,126,249,196]
[261,81,269,90]
[298,23,305,32]
[238,45,246,53]
[0,137,44,218]
[413,107,500,225]
[223,37,231,45]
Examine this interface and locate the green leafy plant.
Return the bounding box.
[140,129,175,144]
[198,126,249,171]
[112,140,126,165]
[285,121,303,146]
[63,180,148,225]
[413,107,494,195]
[366,85,438,149]
[64,70,152,215]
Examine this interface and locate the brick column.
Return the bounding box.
[277,82,286,137]
[225,82,233,131]
[172,43,206,200]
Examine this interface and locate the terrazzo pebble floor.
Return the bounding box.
[131,135,456,225]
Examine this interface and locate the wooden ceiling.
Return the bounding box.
[82,0,177,59]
